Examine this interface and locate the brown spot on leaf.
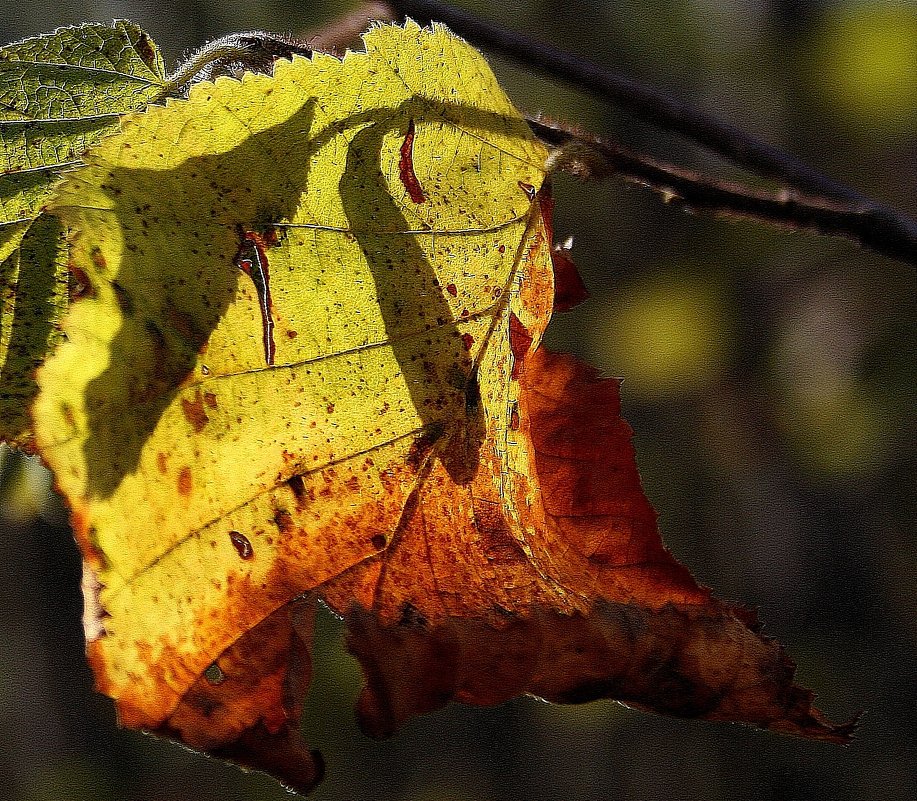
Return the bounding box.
[287,475,307,506]
[229,530,254,560]
[89,246,107,272]
[177,466,192,496]
[181,389,209,433]
[165,306,202,344]
[398,119,427,203]
[509,313,533,379]
[156,452,168,474]
[460,333,474,351]
[234,230,277,366]
[446,283,458,297]
[473,500,526,565]
[70,264,93,300]
[203,392,218,409]
[274,509,293,535]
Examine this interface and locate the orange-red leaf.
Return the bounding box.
[320,344,853,745]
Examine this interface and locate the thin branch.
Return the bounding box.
[305,2,398,55]
[388,0,917,264]
[531,119,917,265]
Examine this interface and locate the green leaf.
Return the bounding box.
[0,21,168,446]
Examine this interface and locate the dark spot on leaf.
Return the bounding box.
[234,230,277,365]
[89,246,107,273]
[446,283,458,297]
[274,509,293,534]
[69,264,93,300]
[204,663,226,685]
[136,32,158,71]
[177,466,192,496]
[203,391,218,409]
[371,534,386,550]
[181,389,210,432]
[398,119,427,203]
[398,602,427,628]
[156,452,168,474]
[229,530,254,560]
[111,281,134,316]
[509,403,520,431]
[509,313,533,379]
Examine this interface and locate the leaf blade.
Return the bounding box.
[35,24,548,783]
[0,21,167,446]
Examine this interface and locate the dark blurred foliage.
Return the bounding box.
[1,1,915,799]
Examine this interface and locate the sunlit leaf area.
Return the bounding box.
[1,2,914,800]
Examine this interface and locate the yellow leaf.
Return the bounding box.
[35,21,549,735]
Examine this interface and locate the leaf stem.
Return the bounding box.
[163,31,314,94]
[163,4,399,92]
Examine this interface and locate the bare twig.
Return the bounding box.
[305,2,397,55]
[531,119,917,264]
[388,0,917,265]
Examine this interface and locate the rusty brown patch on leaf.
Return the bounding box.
[177,466,192,497]
[398,119,427,203]
[181,389,210,433]
[508,313,533,379]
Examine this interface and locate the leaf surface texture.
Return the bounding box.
[0,21,167,445]
[31,22,851,793]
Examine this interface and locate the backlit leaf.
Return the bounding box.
[0,21,167,445]
[31,22,851,794]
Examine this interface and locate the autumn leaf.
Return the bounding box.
[0,21,169,446]
[29,21,851,794]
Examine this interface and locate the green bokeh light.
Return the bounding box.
[809,3,917,129]
[589,272,733,398]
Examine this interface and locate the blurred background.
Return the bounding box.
[0,1,915,799]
